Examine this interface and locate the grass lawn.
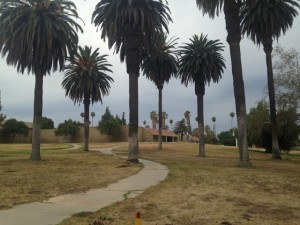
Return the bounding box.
[0,143,141,209]
[59,142,300,225]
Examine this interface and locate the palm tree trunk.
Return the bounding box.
[128,73,139,162]
[83,95,90,151]
[30,72,43,161]
[196,80,205,157]
[125,27,141,163]
[263,39,281,159]
[224,0,251,167]
[158,86,163,150]
[197,94,205,157]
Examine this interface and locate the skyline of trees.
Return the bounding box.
[1,1,299,162]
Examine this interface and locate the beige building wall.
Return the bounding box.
[0,125,145,143]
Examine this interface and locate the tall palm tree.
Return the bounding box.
[62,46,113,151]
[196,0,252,166]
[142,33,177,150]
[150,111,158,129]
[92,0,172,162]
[177,34,225,157]
[240,0,300,159]
[0,0,82,161]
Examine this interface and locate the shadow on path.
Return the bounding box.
[0,144,169,225]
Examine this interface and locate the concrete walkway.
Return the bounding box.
[0,145,169,225]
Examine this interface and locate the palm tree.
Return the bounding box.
[173,119,188,141]
[150,111,158,129]
[169,119,173,130]
[212,116,216,136]
[230,112,235,129]
[162,112,168,130]
[91,112,96,126]
[80,112,85,124]
[0,0,82,161]
[184,110,191,130]
[142,33,177,150]
[196,0,252,166]
[92,0,172,163]
[62,46,113,151]
[240,0,300,159]
[177,34,225,157]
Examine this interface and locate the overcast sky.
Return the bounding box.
[1,1,299,133]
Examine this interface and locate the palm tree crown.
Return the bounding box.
[0,0,83,75]
[62,46,113,105]
[92,0,172,61]
[178,34,225,92]
[241,0,299,45]
[142,33,178,88]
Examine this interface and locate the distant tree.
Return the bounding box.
[97,107,121,139]
[121,112,126,125]
[80,112,85,124]
[277,108,299,152]
[240,0,300,159]
[115,115,123,125]
[173,119,188,141]
[218,130,235,146]
[55,119,80,138]
[230,112,235,129]
[272,46,300,111]
[41,117,54,129]
[192,127,199,138]
[212,116,217,136]
[169,119,173,130]
[204,125,218,144]
[162,112,168,130]
[247,100,270,148]
[0,91,6,126]
[2,118,29,141]
[143,120,147,128]
[91,112,96,126]
[184,111,192,134]
[62,46,113,151]
[150,111,158,129]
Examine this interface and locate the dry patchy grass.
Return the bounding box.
[60,142,300,225]
[0,143,140,209]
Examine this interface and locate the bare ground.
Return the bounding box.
[60,142,300,225]
[0,143,141,209]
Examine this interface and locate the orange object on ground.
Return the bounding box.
[134,211,141,225]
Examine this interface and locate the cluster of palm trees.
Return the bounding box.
[0,0,299,166]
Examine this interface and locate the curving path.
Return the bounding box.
[0,144,169,225]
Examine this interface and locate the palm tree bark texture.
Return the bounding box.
[224,0,251,166]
